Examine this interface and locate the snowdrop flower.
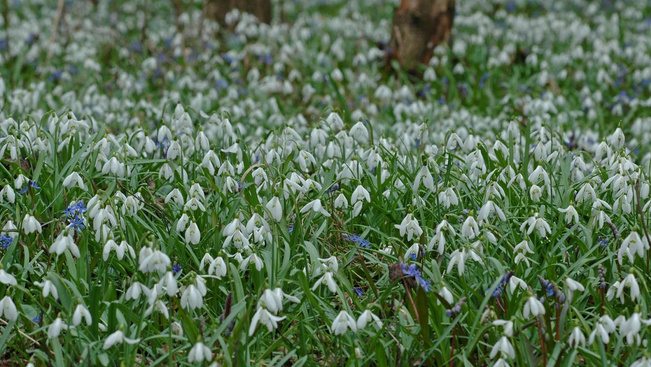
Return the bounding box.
[0,269,17,286]
[576,183,597,203]
[438,187,459,208]
[331,311,357,335]
[631,356,651,367]
[507,275,528,294]
[159,271,179,297]
[258,288,299,315]
[103,239,135,261]
[357,309,383,330]
[395,213,423,241]
[351,185,370,205]
[334,193,348,209]
[608,127,626,150]
[427,230,446,255]
[300,199,331,217]
[184,197,206,212]
[185,221,201,245]
[102,329,140,349]
[619,312,647,346]
[438,286,454,306]
[529,184,543,202]
[493,358,511,367]
[48,317,70,338]
[492,320,514,337]
[207,256,227,278]
[565,277,585,293]
[72,304,92,326]
[513,240,534,266]
[461,215,480,239]
[22,214,42,234]
[240,251,264,271]
[0,185,15,203]
[558,205,579,225]
[568,326,586,348]
[181,284,204,310]
[413,166,435,192]
[519,213,551,237]
[349,121,369,144]
[522,296,545,318]
[618,232,649,265]
[588,315,616,345]
[0,296,17,321]
[125,282,150,301]
[62,172,87,190]
[138,247,171,274]
[165,188,184,205]
[34,279,57,298]
[50,231,80,257]
[490,336,515,360]
[265,196,283,222]
[176,213,190,233]
[477,200,506,225]
[188,342,212,363]
[312,270,338,293]
[615,273,640,303]
[249,306,286,336]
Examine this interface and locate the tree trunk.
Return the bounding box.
[387,0,455,71]
[205,0,272,25]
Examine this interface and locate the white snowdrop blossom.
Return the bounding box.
[477,200,506,225]
[50,231,80,257]
[588,315,616,345]
[522,296,545,318]
[558,205,579,225]
[62,172,87,190]
[490,336,515,360]
[249,307,286,336]
[395,213,423,241]
[300,199,331,217]
[519,213,551,237]
[568,326,586,348]
[102,329,140,349]
[185,221,201,245]
[0,296,17,321]
[357,310,383,330]
[188,342,212,363]
[461,215,480,239]
[331,311,357,335]
[22,214,42,234]
[48,318,69,339]
[0,269,17,286]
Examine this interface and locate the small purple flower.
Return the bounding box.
[354,288,363,297]
[67,215,86,232]
[0,235,12,249]
[172,264,182,275]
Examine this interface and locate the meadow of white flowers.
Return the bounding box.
[1,0,651,365]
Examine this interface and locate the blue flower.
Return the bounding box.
[401,264,421,278]
[354,288,363,297]
[343,233,370,248]
[67,215,86,232]
[172,264,182,275]
[415,275,431,292]
[0,235,12,249]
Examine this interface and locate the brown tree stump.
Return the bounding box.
[387,0,455,71]
[205,0,272,25]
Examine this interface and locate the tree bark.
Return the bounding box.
[205,0,272,25]
[387,0,455,71]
